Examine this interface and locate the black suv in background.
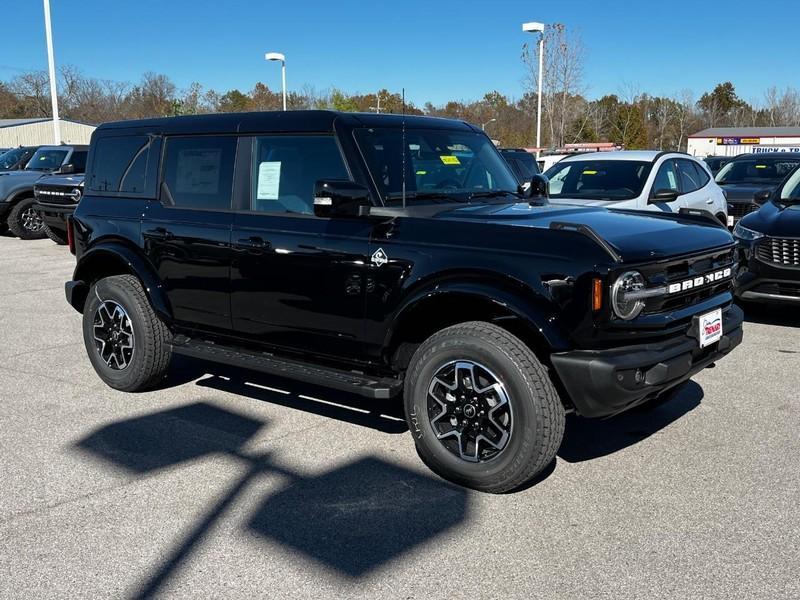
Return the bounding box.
[0,145,87,239]
[0,146,38,172]
[33,172,84,244]
[715,152,800,225]
[703,155,731,176]
[734,164,800,304]
[65,111,742,493]
[499,148,540,187]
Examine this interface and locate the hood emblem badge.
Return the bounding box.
[371,248,389,267]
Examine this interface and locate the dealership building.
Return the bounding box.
[687,127,800,157]
[0,118,96,148]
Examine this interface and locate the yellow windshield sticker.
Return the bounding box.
[415,170,427,175]
[755,165,767,169]
[440,155,461,165]
[582,169,598,175]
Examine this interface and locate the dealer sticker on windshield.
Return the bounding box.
[698,308,723,348]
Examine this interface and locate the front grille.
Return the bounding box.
[756,238,800,267]
[638,247,735,314]
[728,203,758,219]
[34,185,81,206]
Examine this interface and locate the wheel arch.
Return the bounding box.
[5,187,36,205]
[385,279,570,371]
[70,242,171,321]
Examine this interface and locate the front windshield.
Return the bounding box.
[779,166,800,202]
[545,159,652,201]
[715,157,800,185]
[354,128,520,205]
[25,149,68,171]
[0,148,27,169]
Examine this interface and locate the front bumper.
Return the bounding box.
[33,201,75,232]
[551,304,743,418]
[734,239,800,304]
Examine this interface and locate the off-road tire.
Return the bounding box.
[43,223,68,245]
[7,197,46,240]
[404,321,565,493]
[82,274,172,392]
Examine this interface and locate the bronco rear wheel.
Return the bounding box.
[404,321,565,493]
[82,274,172,391]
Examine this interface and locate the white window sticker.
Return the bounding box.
[257,161,282,200]
[175,149,221,194]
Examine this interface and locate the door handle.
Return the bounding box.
[236,236,271,251]
[705,199,714,204]
[146,227,173,240]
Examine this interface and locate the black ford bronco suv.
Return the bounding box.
[65,111,743,492]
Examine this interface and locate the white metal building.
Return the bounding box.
[0,118,96,147]
[687,127,800,157]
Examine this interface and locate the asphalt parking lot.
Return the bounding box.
[0,234,798,599]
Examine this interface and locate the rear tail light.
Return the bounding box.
[67,217,75,255]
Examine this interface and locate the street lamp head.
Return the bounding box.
[522,22,545,33]
[265,52,285,62]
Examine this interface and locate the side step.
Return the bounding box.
[171,339,403,399]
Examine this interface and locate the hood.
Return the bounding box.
[548,197,627,208]
[34,173,85,188]
[434,202,734,263]
[740,199,800,237]
[0,170,47,198]
[718,181,779,202]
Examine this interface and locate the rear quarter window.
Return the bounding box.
[88,135,159,198]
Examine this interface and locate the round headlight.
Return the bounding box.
[611,271,646,320]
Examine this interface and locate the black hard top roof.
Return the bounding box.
[95,110,478,135]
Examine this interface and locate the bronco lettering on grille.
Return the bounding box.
[667,268,731,294]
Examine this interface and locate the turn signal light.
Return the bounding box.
[592,278,603,312]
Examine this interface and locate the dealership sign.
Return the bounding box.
[717,137,760,145]
[752,146,800,153]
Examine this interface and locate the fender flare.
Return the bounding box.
[5,187,36,204]
[385,277,571,353]
[71,241,172,320]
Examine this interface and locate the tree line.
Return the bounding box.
[2,23,799,150]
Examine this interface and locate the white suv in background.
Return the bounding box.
[544,151,728,223]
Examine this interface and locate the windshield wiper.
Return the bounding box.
[468,190,523,201]
[385,191,469,203]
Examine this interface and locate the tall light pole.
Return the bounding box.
[43,0,60,144]
[265,52,287,111]
[481,118,496,131]
[522,21,545,156]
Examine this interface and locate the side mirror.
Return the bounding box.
[753,189,771,205]
[59,164,75,174]
[651,188,680,203]
[313,180,371,218]
[526,174,549,202]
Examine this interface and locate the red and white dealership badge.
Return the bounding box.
[698,308,723,348]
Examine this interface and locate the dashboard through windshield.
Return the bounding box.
[354,127,520,205]
[545,159,652,201]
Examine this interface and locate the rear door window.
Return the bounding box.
[677,159,703,193]
[161,136,237,210]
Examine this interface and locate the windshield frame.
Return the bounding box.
[544,158,654,202]
[353,126,521,207]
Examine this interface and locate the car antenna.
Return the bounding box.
[402,88,407,209]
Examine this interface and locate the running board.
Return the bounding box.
[171,339,403,399]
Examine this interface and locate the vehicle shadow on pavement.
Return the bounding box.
[75,401,467,597]
[557,381,704,462]
[740,302,800,328]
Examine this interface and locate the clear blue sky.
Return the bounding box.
[4,0,799,106]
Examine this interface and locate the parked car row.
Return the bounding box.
[0,144,87,239]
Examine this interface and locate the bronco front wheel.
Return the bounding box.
[404,321,565,493]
